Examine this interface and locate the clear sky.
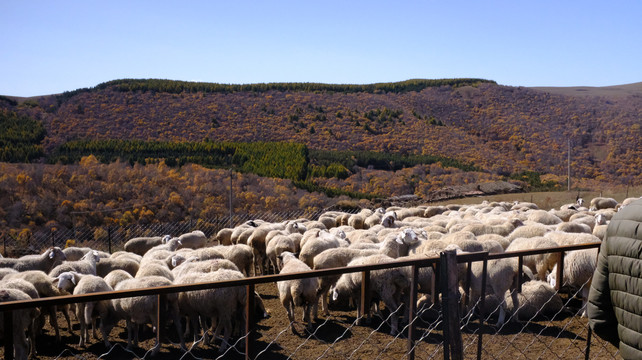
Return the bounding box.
[2,1,641,97]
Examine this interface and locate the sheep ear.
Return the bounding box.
[71,275,76,285]
[171,257,178,267]
[331,288,339,301]
[49,250,55,259]
[52,277,59,284]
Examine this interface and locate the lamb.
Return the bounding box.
[589,197,618,211]
[331,254,409,335]
[174,269,246,351]
[123,234,171,256]
[277,252,319,333]
[312,247,380,315]
[112,276,185,355]
[178,230,208,249]
[49,250,102,278]
[547,248,598,317]
[0,247,66,273]
[0,289,40,360]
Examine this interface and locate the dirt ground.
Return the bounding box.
[2,281,621,360]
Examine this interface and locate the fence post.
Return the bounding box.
[407,264,419,360]
[477,257,488,360]
[555,251,565,291]
[359,270,371,325]
[4,310,14,360]
[441,249,462,360]
[245,283,255,360]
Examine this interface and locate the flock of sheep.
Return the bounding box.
[0,195,638,359]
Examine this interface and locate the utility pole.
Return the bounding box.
[567,139,571,192]
[229,168,233,228]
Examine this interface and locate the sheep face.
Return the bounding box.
[55,272,77,292]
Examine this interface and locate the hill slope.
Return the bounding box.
[2,79,641,185]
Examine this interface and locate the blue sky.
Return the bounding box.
[2,1,641,97]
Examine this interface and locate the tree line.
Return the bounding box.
[0,110,45,162]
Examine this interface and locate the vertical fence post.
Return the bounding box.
[407,264,419,360]
[517,255,524,293]
[156,294,166,352]
[441,249,462,360]
[245,283,255,360]
[4,310,14,360]
[359,270,371,325]
[555,251,565,291]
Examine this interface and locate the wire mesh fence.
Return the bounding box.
[0,242,622,360]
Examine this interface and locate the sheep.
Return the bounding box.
[211,244,253,276]
[174,269,246,351]
[62,246,94,261]
[477,234,511,250]
[504,280,565,320]
[0,279,40,357]
[380,211,398,228]
[0,247,66,273]
[171,258,239,279]
[466,257,522,326]
[178,230,208,249]
[461,218,524,237]
[331,254,409,335]
[0,289,40,360]
[49,250,101,278]
[507,223,551,242]
[589,197,618,211]
[544,231,600,246]
[135,261,174,281]
[277,252,319,333]
[5,270,73,341]
[123,234,171,256]
[266,234,297,273]
[364,207,386,228]
[230,220,264,244]
[0,267,18,280]
[299,230,341,268]
[312,247,380,315]
[346,229,379,244]
[103,269,134,289]
[112,276,185,355]
[592,214,609,240]
[110,251,143,263]
[526,210,562,225]
[555,221,592,234]
[547,248,597,317]
[56,272,117,347]
[505,237,561,280]
[96,256,140,277]
[215,228,234,245]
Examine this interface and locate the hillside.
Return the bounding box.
[2,79,641,184]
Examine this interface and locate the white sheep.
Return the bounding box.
[211,244,253,276]
[5,270,73,342]
[466,257,522,326]
[331,254,409,335]
[103,269,134,289]
[123,235,171,256]
[135,261,174,281]
[277,252,319,333]
[96,256,140,277]
[299,230,341,268]
[589,197,618,211]
[461,218,524,237]
[505,280,565,320]
[0,247,66,273]
[547,248,597,317]
[0,289,40,360]
[178,230,208,249]
[174,269,246,351]
[49,250,101,278]
[266,234,297,273]
[312,247,380,315]
[506,237,561,280]
[171,258,239,279]
[215,228,234,245]
[0,279,40,357]
[112,276,184,355]
[555,221,592,234]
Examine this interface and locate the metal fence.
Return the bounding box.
[1,208,353,257]
[0,241,621,360]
